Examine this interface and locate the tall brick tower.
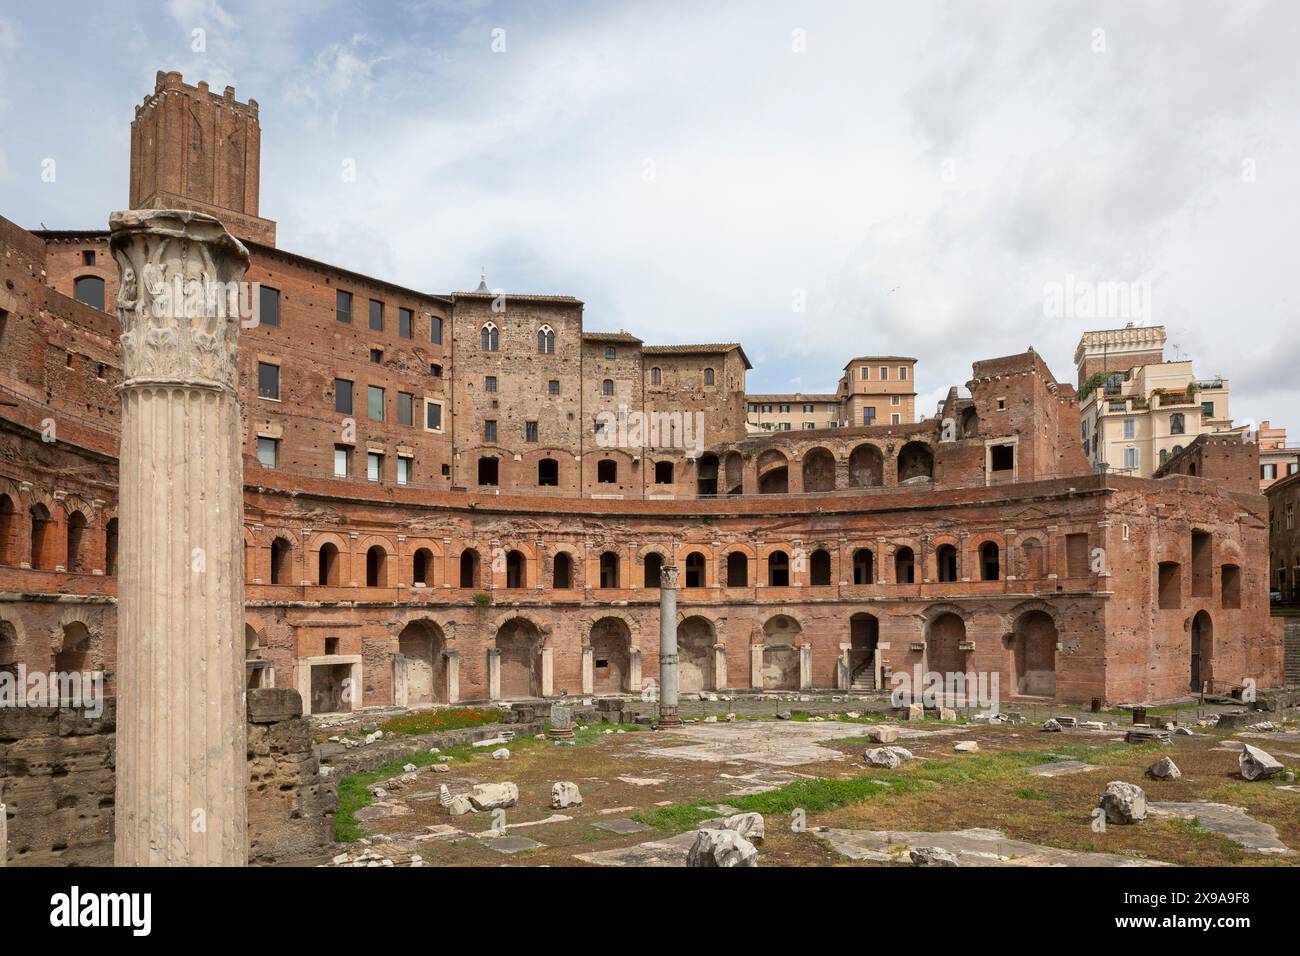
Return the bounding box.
[129,70,277,245]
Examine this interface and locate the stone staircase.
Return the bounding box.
[850,661,876,692]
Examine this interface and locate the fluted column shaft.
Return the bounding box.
[111,209,250,866]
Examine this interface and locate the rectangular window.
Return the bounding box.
[333,445,350,478]
[750,403,759,413]
[484,420,497,443]
[370,348,383,364]
[1262,464,1277,480]
[781,423,791,431]
[258,285,280,327]
[369,299,383,331]
[430,314,443,345]
[803,422,815,429]
[336,290,352,323]
[1202,401,1214,417]
[891,395,901,406]
[605,346,616,359]
[257,362,280,400]
[256,437,278,468]
[1123,418,1135,439]
[525,421,539,443]
[399,307,413,339]
[863,408,876,425]
[879,366,889,380]
[860,367,869,380]
[368,385,384,421]
[1124,447,1140,470]
[397,391,414,426]
[367,452,383,482]
[891,413,900,425]
[425,400,443,431]
[334,378,353,415]
[899,366,908,380]
[397,456,412,485]
[485,376,498,392]
[548,380,560,396]
[762,404,772,413]
[803,404,813,413]
[779,404,790,413]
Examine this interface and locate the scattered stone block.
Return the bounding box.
[1146,756,1182,780]
[953,741,979,753]
[865,747,901,769]
[1099,781,1148,824]
[687,828,757,867]
[467,782,519,811]
[939,707,958,722]
[865,726,900,744]
[1042,719,1063,732]
[551,781,583,809]
[491,748,510,760]
[1240,745,1284,781]
[1125,726,1171,744]
[910,846,959,866]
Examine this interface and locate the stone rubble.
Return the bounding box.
[1099,781,1148,824]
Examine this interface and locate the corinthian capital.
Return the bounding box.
[110,209,250,391]
[660,565,680,590]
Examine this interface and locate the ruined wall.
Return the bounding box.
[0,690,336,867]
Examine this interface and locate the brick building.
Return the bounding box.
[0,71,1284,711]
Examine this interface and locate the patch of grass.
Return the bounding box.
[373,706,503,738]
[637,741,1146,835]
[1016,787,1049,800]
[334,730,548,842]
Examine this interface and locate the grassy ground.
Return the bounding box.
[338,717,1300,866]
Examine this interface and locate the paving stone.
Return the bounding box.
[1028,759,1100,777]
[1148,802,1294,856]
[481,835,544,854]
[592,818,651,835]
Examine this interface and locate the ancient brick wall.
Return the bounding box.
[0,690,335,867]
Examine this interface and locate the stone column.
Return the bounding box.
[799,643,813,690]
[540,646,554,697]
[443,650,460,703]
[657,565,681,725]
[712,643,727,689]
[110,209,250,867]
[750,643,764,690]
[581,645,594,695]
[487,649,501,700]
[628,647,642,694]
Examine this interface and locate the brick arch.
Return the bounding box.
[917,602,975,626]
[675,544,717,587]
[800,445,838,493]
[520,448,577,488]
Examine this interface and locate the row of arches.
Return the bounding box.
[696,440,935,496]
[251,532,1058,590]
[0,494,117,575]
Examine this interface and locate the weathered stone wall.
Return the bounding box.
[0,690,336,867]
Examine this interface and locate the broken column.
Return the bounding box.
[658,565,681,725]
[110,209,250,866]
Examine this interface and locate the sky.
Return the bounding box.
[2,0,1297,430]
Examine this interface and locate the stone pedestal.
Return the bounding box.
[110,209,250,867]
[836,643,851,690]
[750,644,764,690]
[657,566,681,725]
[713,643,727,689]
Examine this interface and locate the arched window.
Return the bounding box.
[809,548,831,586]
[703,367,715,386]
[979,541,1000,581]
[599,551,620,588]
[553,552,573,589]
[768,550,790,587]
[65,511,87,573]
[852,548,874,585]
[1169,413,1185,435]
[644,551,663,588]
[597,459,617,483]
[602,379,614,397]
[318,543,340,586]
[270,537,292,584]
[412,548,433,586]
[480,322,499,351]
[685,551,706,588]
[650,367,661,385]
[0,495,16,566]
[74,275,105,310]
[726,551,748,587]
[460,549,481,588]
[894,546,915,584]
[366,545,387,587]
[538,457,559,486]
[104,517,118,576]
[505,549,527,588]
[29,503,51,570]
[537,325,555,354]
[936,544,957,582]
